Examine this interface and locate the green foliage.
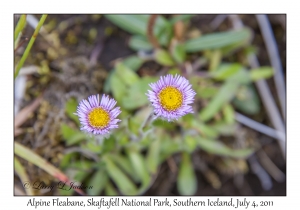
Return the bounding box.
[56,15,275,196]
[65,98,80,125]
[233,84,261,115]
[196,136,254,158]
[177,152,197,195]
[223,104,235,124]
[155,49,175,66]
[184,28,252,52]
[210,63,243,80]
[199,80,240,122]
[15,15,48,79]
[61,123,87,146]
[87,170,108,195]
[121,77,157,110]
[104,155,138,195]
[104,55,144,93]
[171,43,186,64]
[14,15,27,43]
[127,149,151,192]
[115,62,139,86]
[105,15,172,46]
[129,36,153,51]
[146,138,161,174]
[170,15,195,24]
[250,67,274,81]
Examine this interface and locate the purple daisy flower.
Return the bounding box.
[146,74,196,121]
[75,94,121,135]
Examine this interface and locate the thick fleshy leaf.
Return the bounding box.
[105,15,147,36]
[189,77,218,99]
[127,149,151,187]
[196,136,254,158]
[184,28,251,52]
[233,84,261,115]
[104,156,137,195]
[177,152,197,195]
[65,98,80,126]
[210,63,243,80]
[104,56,144,93]
[223,104,235,124]
[87,170,108,195]
[115,62,139,86]
[110,154,139,182]
[61,123,87,146]
[123,55,144,72]
[191,120,219,138]
[105,15,170,45]
[199,81,239,122]
[154,49,175,66]
[81,140,102,153]
[69,160,93,171]
[208,50,222,71]
[110,71,127,102]
[171,43,186,64]
[211,122,237,136]
[250,67,274,81]
[60,153,74,169]
[129,36,153,51]
[105,181,118,196]
[196,86,218,99]
[184,136,198,153]
[159,136,181,162]
[199,69,251,122]
[121,77,157,110]
[146,138,161,174]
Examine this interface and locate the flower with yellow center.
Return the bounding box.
[158,86,183,111]
[146,74,196,121]
[88,107,110,128]
[75,94,121,135]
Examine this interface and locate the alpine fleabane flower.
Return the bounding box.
[146,74,196,121]
[75,94,121,135]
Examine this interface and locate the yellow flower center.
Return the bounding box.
[158,86,183,111]
[88,107,110,128]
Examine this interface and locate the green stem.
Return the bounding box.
[14,14,48,79]
[14,157,34,195]
[14,15,27,42]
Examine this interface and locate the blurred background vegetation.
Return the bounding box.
[14,14,286,196]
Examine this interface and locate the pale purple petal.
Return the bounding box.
[75,94,121,136]
[146,74,196,121]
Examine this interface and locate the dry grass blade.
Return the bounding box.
[147,14,159,49]
[173,15,185,41]
[256,15,286,120]
[14,142,86,195]
[248,155,272,191]
[257,150,285,182]
[210,14,228,30]
[14,96,43,129]
[235,112,285,142]
[14,128,23,137]
[229,15,286,158]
